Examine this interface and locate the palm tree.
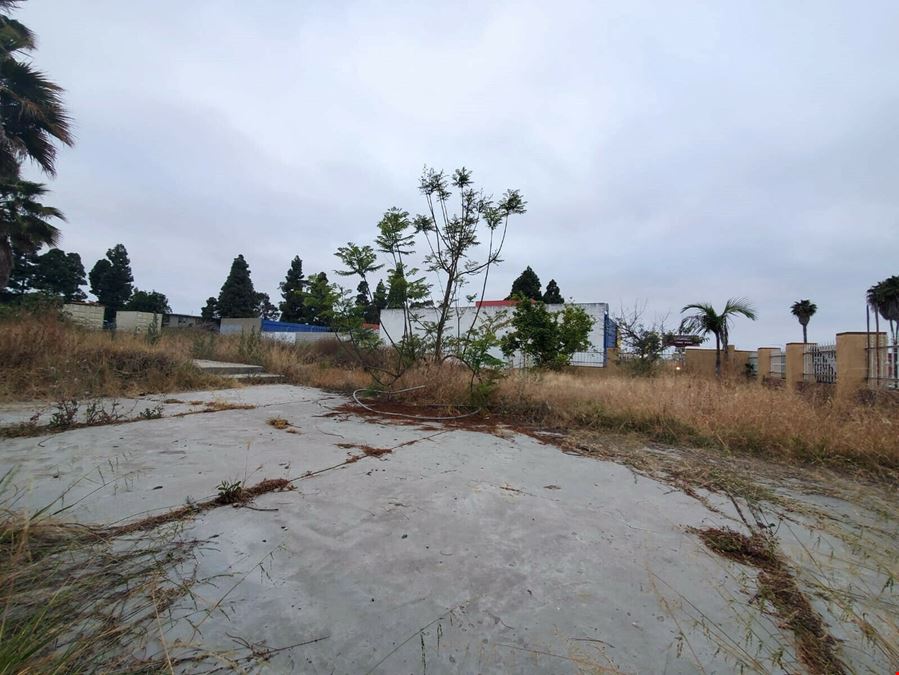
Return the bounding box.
[0,3,73,177]
[680,298,757,377]
[0,178,65,287]
[868,276,899,347]
[790,299,817,344]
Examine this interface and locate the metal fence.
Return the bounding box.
[803,343,837,384]
[868,343,899,390]
[769,351,785,378]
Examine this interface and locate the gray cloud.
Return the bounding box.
[19,0,899,348]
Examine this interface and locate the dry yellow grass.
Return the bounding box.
[490,372,899,475]
[0,313,222,400]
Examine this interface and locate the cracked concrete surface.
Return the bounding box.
[1,385,894,673]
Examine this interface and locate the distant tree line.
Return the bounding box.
[2,242,170,320]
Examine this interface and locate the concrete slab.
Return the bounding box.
[192,359,265,375]
[0,385,894,673]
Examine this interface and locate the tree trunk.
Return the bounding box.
[0,237,12,289]
[802,324,808,344]
[714,333,721,377]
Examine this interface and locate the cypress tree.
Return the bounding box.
[508,266,542,301]
[278,255,306,322]
[305,272,335,327]
[369,280,387,323]
[355,280,370,307]
[386,264,407,309]
[89,244,134,320]
[542,279,564,304]
[216,254,258,318]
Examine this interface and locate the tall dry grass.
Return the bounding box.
[347,367,898,475]
[2,312,896,475]
[0,313,219,401]
[493,372,899,475]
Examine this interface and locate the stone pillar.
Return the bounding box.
[784,342,807,390]
[836,332,883,394]
[756,347,777,382]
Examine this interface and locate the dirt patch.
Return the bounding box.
[694,527,847,675]
[337,442,392,457]
[334,399,551,444]
[198,401,257,413]
[108,478,293,536]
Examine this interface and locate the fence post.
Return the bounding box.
[836,332,879,394]
[756,347,776,382]
[784,343,807,390]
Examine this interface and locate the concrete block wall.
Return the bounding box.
[116,311,162,333]
[63,303,105,329]
[220,317,261,335]
[683,346,751,377]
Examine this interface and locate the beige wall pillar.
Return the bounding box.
[784,342,807,389]
[756,347,777,381]
[836,332,882,394]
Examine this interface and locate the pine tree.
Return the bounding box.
[201,297,218,320]
[508,266,542,301]
[216,254,258,318]
[32,248,86,301]
[278,255,306,322]
[542,279,563,304]
[305,272,336,327]
[89,244,133,319]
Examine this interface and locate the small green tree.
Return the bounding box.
[508,266,542,301]
[216,254,258,318]
[542,279,563,304]
[32,248,86,301]
[278,255,306,322]
[125,289,170,314]
[501,299,594,369]
[89,244,133,320]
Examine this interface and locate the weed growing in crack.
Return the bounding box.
[216,480,244,504]
[138,403,164,420]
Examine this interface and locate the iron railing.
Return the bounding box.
[769,351,785,379]
[803,343,837,384]
[868,343,899,390]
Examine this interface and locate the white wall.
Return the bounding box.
[63,303,104,329]
[379,302,608,367]
[220,317,261,335]
[116,311,162,333]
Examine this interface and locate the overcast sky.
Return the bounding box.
[19,0,899,348]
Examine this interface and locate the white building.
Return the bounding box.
[378,300,610,367]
